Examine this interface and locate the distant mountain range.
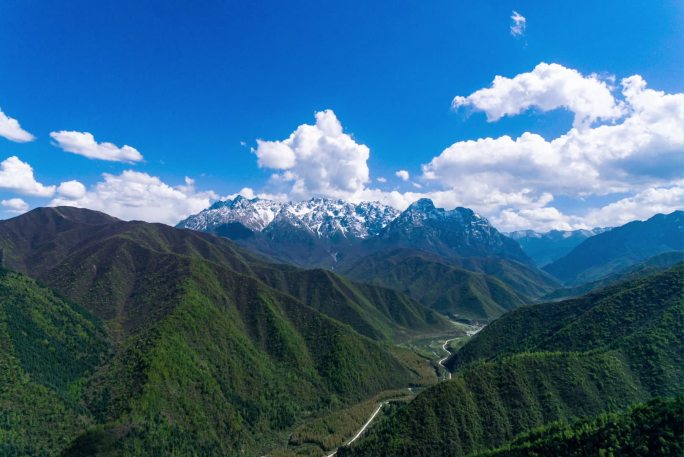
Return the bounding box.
[544,210,684,284]
[178,196,558,320]
[508,227,610,267]
[178,196,532,267]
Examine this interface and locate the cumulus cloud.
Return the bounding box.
[376,177,387,183]
[582,185,683,228]
[493,185,684,232]
[510,11,526,37]
[50,131,143,163]
[238,65,682,231]
[0,108,34,142]
[425,70,684,230]
[1,198,29,214]
[395,170,410,181]
[225,187,256,199]
[494,206,579,232]
[57,180,87,199]
[452,62,624,128]
[50,170,217,225]
[0,156,56,196]
[253,110,371,200]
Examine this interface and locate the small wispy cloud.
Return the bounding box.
[395,170,410,181]
[1,198,29,213]
[510,11,526,37]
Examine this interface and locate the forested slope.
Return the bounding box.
[340,266,684,457]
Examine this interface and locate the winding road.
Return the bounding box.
[325,401,388,457]
[438,325,484,380]
[437,337,459,380]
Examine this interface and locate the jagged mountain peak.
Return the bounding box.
[178,195,400,240]
[178,196,533,266]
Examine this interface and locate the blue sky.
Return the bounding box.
[0,0,682,230]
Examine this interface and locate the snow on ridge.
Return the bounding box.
[178,196,401,239]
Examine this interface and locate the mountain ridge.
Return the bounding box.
[507,227,610,267]
[177,195,535,269]
[544,210,684,284]
[0,206,442,455]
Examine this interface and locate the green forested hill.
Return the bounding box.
[471,395,683,457]
[338,249,557,320]
[0,207,449,341]
[542,251,684,301]
[0,207,441,456]
[246,264,451,340]
[0,269,109,456]
[448,263,684,381]
[63,259,421,455]
[339,266,684,457]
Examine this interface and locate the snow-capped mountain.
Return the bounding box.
[178,196,533,268]
[177,196,400,240]
[376,198,531,264]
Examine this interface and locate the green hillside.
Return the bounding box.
[472,395,683,457]
[448,263,684,383]
[64,259,420,456]
[542,251,683,301]
[248,264,452,340]
[452,255,559,300]
[0,269,109,456]
[339,249,555,320]
[0,207,440,456]
[339,266,684,457]
[0,207,448,342]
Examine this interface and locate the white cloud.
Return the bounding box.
[0,108,34,142]
[50,131,143,163]
[50,171,217,225]
[0,156,56,197]
[494,206,579,232]
[238,67,682,231]
[425,71,684,228]
[452,62,624,128]
[376,177,387,183]
[395,170,410,181]
[225,187,256,200]
[510,11,526,37]
[582,185,683,228]
[253,109,371,200]
[254,140,296,169]
[1,198,29,214]
[57,180,87,199]
[492,185,684,232]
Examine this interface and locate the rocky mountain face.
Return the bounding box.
[373,198,531,265]
[178,196,532,268]
[178,196,400,241]
[508,227,610,267]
